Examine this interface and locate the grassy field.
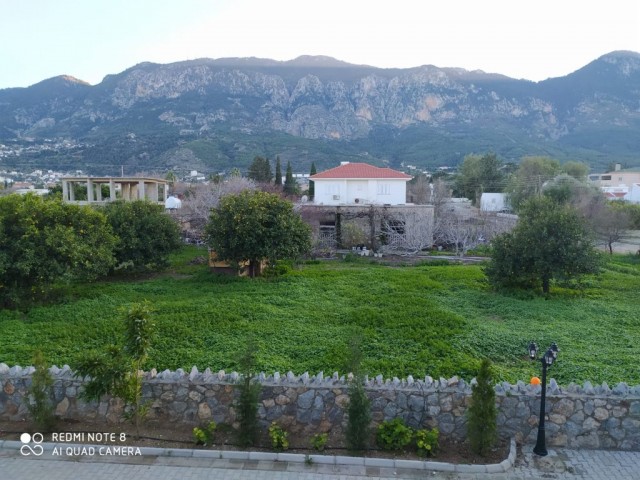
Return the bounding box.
[1,247,639,385]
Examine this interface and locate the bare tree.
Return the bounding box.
[591,203,631,254]
[380,208,434,254]
[177,177,256,239]
[440,209,519,257]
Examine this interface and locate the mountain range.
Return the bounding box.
[1,51,639,176]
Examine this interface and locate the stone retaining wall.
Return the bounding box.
[2,363,640,450]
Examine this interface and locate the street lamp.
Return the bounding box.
[528,341,559,456]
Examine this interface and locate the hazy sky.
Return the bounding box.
[2,0,639,89]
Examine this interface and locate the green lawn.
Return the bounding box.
[1,247,639,385]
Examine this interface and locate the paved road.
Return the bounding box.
[2,443,640,479]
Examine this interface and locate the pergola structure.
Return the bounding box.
[60,177,168,205]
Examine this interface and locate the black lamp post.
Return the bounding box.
[528,341,559,456]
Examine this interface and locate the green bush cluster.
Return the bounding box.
[193,421,217,446]
[268,422,289,451]
[0,194,181,308]
[311,433,328,451]
[376,418,439,456]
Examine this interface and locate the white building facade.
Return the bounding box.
[310,162,411,206]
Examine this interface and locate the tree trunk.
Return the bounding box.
[542,276,550,294]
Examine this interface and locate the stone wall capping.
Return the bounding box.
[4,364,640,395]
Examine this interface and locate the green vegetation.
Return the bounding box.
[345,336,371,453]
[415,428,439,457]
[235,341,261,447]
[27,350,56,432]
[467,359,497,456]
[193,421,217,446]
[102,201,182,271]
[268,422,289,451]
[376,418,414,451]
[486,197,601,294]
[311,433,328,451]
[206,190,311,277]
[0,194,116,308]
[1,247,640,385]
[74,302,156,438]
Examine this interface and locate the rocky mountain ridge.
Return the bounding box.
[1,51,639,174]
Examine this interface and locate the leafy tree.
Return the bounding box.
[467,359,497,456]
[206,190,311,277]
[561,161,589,181]
[247,156,273,183]
[485,197,600,294]
[274,156,282,186]
[454,153,504,205]
[308,162,317,199]
[102,200,182,270]
[506,156,560,211]
[0,194,116,308]
[283,161,298,195]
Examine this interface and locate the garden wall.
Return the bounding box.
[2,363,640,450]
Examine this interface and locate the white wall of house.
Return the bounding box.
[627,184,640,203]
[480,193,510,212]
[313,179,407,205]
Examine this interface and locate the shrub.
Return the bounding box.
[415,428,439,457]
[193,421,217,445]
[345,335,371,452]
[235,342,261,447]
[27,350,56,432]
[376,418,413,451]
[311,433,328,452]
[103,200,181,271]
[467,358,497,456]
[268,422,289,451]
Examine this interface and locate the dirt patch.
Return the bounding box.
[0,419,509,465]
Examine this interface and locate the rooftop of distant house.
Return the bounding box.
[310,162,412,180]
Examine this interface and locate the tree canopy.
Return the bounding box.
[454,153,504,205]
[206,190,311,276]
[308,162,317,199]
[102,200,182,270]
[274,156,283,186]
[485,197,600,294]
[505,156,560,211]
[0,194,116,308]
[247,156,273,183]
[283,161,298,195]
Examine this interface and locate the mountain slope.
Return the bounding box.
[1,52,638,175]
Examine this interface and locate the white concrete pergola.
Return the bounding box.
[60,177,168,205]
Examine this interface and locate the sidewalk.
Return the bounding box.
[2,440,640,479]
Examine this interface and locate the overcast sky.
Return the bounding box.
[2,0,639,89]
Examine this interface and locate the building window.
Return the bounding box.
[377,183,391,195]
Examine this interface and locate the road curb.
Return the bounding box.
[2,437,517,473]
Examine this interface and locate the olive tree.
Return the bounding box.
[485,197,601,294]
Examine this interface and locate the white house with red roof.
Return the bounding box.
[309,162,411,206]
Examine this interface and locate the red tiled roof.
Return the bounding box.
[310,163,412,180]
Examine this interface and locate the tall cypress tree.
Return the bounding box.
[308,162,317,199]
[247,156,273,183]
[467,358,497,456]
[284,161,297,195]
[274,156,283,186]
